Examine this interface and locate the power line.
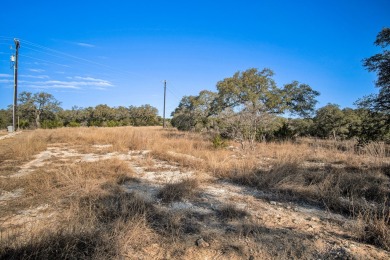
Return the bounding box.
[21,40,99,64]
[0,36,14,41]
[4,37,185,113]
[7,39,184,94]
[21,41,117,71]
[21,45,74,63]
[166,87,183,102]
[19,54,70,67]
[19,39,146,79]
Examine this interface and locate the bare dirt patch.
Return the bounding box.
[0,131,22,141]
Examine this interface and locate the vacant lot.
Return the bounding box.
[0,127,389,259]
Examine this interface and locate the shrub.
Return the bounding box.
[211,134,228,149]
[41,120,63,129]
[68,121,81,127]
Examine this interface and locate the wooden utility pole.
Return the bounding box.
[12,39,20,132]
[163,80,166,128]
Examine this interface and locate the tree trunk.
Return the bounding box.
[35,111,41,128]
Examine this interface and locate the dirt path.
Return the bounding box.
[1,143,389,259]
[124,150,390,259]
[0,131,22,141]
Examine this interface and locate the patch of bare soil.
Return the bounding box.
[0,188,24,205]
[1,144,389,259]
[0,131,22,141]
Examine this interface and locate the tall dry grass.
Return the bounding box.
[134,127,390,250]
[0,130,47,162]
[0,127,218,258]
[0,156,187,258]
[0,126,389,254]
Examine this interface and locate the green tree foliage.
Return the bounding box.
[282,81,320,118]
[170,96,198,131]
[18,91,62,128]
[215,68,318,144]
[352,28,390,143]
[273,122,295,141]
[2,91,161,129]
[57,104,160,127]
[171,90,217,131]
[171,68,319,146]
[128,105,160,126]
[213,68,319,115]
[361,27,390,115]
[342,108,363,139]
[91,104,114,126]
[58,106,88,126]
[41,120,63,129]
[313,104,347,140]
[288,118,314,137]
[0,109,12,129]
[114,106,131,125]
[214,68,280,113]
[356,110,389,143]
[309,104,389,143]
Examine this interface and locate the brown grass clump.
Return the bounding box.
[0,228,113,259]
[217,204,249,221]
[0,130,47,165]
[157,179,199,203]
[8,158,134,203]
[350,204,390,251]
[0,190,157,259]
[229,162,389,211]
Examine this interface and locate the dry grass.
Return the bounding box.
[144,128,389,250]
[1,126,389,257]
[157,179,199,203]
[0,139,144,259]
[0,158,183,258]
[351,203,390,251]
[0,190,159,259]
[217,204,249,221]
[0,128,204,258]
[0,130,47,167]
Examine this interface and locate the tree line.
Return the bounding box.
[1,28,388,145]
[0,92,162,129]
[170,28,390,145]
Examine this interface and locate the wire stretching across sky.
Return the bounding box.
[2,37,198,98]
[30,39,186,91]
[3,38,137,84]
[1,37,143,89]
[18,39,147,80]
[19,54,71,68]
[1,36,201,111]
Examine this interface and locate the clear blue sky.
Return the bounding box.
[0,0,389,116]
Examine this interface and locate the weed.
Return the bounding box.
[353,202,390,250]
[211,134,228,149]
[157,179,199,203]
[217,204,249,221]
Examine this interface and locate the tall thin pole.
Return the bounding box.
[163,80,166,128]
[12,39,20,132]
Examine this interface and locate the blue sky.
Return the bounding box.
[0,0,389,116]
